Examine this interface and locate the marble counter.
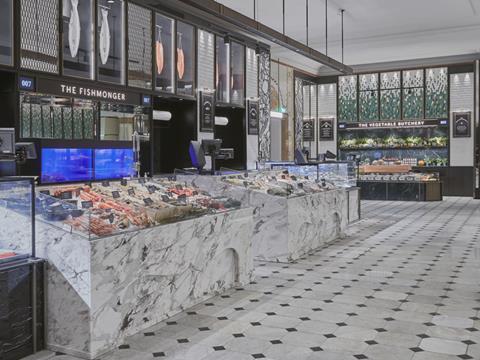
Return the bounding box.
[177,175,349,263]
[0,207,253,359]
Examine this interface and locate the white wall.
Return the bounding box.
[450,73,474,167]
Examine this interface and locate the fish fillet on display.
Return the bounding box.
[68,0,81,58]
[156,27,164,74]
[177,34,185,80]
[99,8,111,65]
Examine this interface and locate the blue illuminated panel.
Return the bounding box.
[94,148,134,180]
[41,148,93,183]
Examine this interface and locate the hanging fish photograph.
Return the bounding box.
[99,7,111,65]
[68,0,81,58]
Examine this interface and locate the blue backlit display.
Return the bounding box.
[94,148,134,180]
[41,148,93,183]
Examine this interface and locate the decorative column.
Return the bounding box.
[258,49,271,162]
[294,77,304,153]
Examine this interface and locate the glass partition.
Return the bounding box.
[128,3,152,89]
[97,0,125,84]
[231,41,245,105]
[62,0,95,79]
[0,0,13,66]
[155,13,174,93]
[176,21,195,96]
[99,103,135,141]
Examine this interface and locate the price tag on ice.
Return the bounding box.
[128,188,135,196]
[143,198,154,206]
[120,179,128,186]
[81,201,93,209]
[40,190,50,196]
[102,180,110,187]
[161,195,170,202]
[147,186,156,194]
[178,194,187,203]
[139,178,146,184]
[60,191,73,200]
[111,191,120,199]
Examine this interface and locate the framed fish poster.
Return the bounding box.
[199,90,215,132]
[453,112,471,138]
[247,99,259,135]
[319,118,334,140]
[302,119,315,142]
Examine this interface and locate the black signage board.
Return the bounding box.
[200,91,215,132]
[128,188,135,196]
[319,118,334,140]
[247,100,259,135]
[302,119,315,141]
[120,179,128,186]
[338,119,448,130]
[453,112,471,138]
[143,198,154,206]
[35,78,140,104]
[59,191,73,200]
[102,180,110,187]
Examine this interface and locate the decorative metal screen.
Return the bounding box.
[128,3,152,89]
[197,30,215,90]
[338,75,357,123]
[20,94,96,140]
[359,73,379,121]
[402,70,424,119]
[425,67,448,119]
[380,72,401,120]
[246,47,258,99]
[20,0,59,73]
[0,0,14,66]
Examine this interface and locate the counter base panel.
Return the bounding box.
[358,181,443,201]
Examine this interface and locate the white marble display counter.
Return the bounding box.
[177,174,351,262]
[0,206,253,359]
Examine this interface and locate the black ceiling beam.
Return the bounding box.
[142,0,353,74]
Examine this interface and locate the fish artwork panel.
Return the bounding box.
[100,8,111,65]
[68,0,81,58]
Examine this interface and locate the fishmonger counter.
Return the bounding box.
[2,178,253,359]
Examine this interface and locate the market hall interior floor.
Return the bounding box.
[39,197,480,360]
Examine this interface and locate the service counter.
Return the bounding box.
[177,172,358,263]
[1,180,254,359]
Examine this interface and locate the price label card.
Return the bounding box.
[147,186,156,194]
[175,184,183,190]
[108,213,115,224]
[161,195,170,202]
[112,191,120,199]
[102,180,110,187]
[139,178,146,184]
[40,190,51,196]
[120,179,128,186]
[143,198,154,206]
[128,188,135,196]
[81,201,93,209]
[60,191,73,200]
[178,194,187,202]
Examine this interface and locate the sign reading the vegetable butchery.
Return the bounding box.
[339,119,448,130]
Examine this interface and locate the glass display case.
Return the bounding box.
[0,177,35,261]
[97,0,125,84]
[176,21,195,97]
[37,177,243,239]
[62,0,94,79]
[266,161,357,188]
[220,169,338,198]
[338,123,449,167]
[155,13,174,93]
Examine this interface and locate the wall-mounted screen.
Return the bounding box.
[94,148,133,180]
[41,148,93,183]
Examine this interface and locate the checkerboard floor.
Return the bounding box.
[44,198,480,360]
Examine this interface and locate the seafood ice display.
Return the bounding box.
[221,171,337,197]
[36,178,242,238]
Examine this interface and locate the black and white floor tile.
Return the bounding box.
[40,198,480,360]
